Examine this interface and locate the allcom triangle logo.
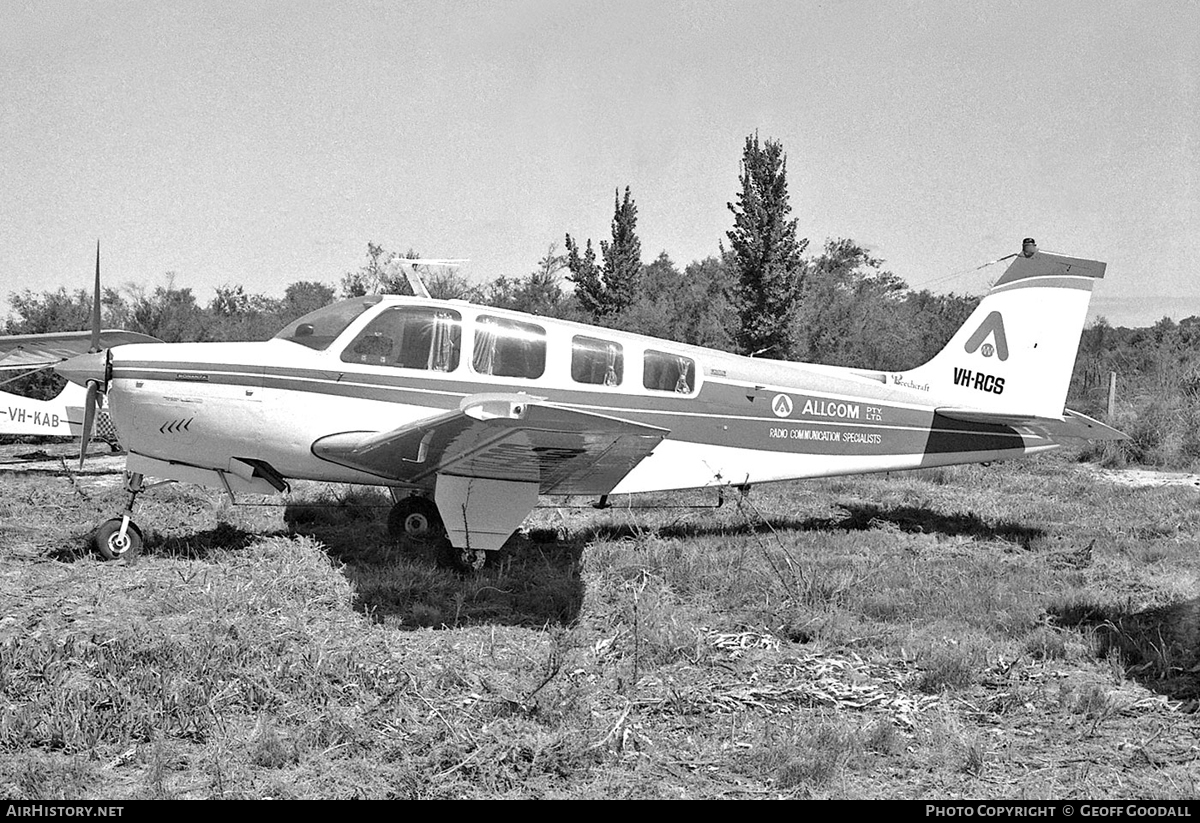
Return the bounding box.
[964,311,1008,361]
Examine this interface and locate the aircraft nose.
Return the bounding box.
[56,350,109,387]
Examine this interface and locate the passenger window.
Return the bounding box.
[643,350,695,394]
[472,315,546,379]
[571,336,623,386]
[340,307,461,371]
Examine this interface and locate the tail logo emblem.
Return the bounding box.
[964,311,1008,361]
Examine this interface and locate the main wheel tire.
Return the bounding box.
[93,518,143,561]
[387,497,445,544]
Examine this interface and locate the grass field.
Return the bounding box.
[1,446,1199,799]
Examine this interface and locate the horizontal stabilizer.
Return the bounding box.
[937,407,1128,441]
[313,393,669,494]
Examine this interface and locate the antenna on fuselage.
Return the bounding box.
[397,258,469,300]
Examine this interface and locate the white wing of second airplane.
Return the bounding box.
[0,329,159,440]
[0,329,161,371]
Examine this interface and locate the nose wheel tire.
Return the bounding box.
[387,497,445,545]
[93,518,143,561]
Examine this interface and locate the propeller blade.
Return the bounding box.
[79,380,99,469]
[89,241,102,353]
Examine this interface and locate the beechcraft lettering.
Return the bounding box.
[890,374,930,392]
[952,367,1005,395]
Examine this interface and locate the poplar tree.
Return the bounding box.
[566,186,643,323]
[726,134,808,357]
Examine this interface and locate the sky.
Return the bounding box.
[1,0,1197,328]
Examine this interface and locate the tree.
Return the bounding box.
[599,186,642,318]
[792,238,912,369]
[725,134,808,358]
[282,281,336,321]
[3,286,131,336]
[566,186,643,323]
[5,288,93,334]
[677,255,737,350]
[481,243,577,318]
[339,243,420,297]
[616,253,736,349]
[424,269,475,300]
[902,289,979,366]
[519,243,571,316]
[206,284,290,342]
[564,236,602,318]
[128,276,207,342]
[210,284,253,318]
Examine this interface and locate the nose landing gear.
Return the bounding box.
[92,471,145,561]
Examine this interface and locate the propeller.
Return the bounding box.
[54,242,114,468]
[79,241,104,468]
[80,381,99,467]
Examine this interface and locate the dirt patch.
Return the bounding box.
[0,441,127,487]
[1095,468,1200,489]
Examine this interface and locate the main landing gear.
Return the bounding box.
[386,492,488,574]
[93,471,146,561]
[386,494,445,544]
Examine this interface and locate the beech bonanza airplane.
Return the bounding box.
[56,239,1123,570]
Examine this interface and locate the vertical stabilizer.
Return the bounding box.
[898,243,1106,419]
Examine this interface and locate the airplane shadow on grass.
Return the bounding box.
[1049,597,1200,703]
[581,501,1045,550]
[54,505,587,630]
[50,521,265,563]
[53,496,1034,631]
[811,503,1046,549]
[284,502,586,630]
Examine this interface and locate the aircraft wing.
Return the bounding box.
[0,329,161,371]
[936,407,1127,441]
[312,393,669,494]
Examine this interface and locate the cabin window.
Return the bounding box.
[643,349,695,394]
[571,335,623,386]
[340,307,462,371]
[274,297,379,350]
[471,315,546,379]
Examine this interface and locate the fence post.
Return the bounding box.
[1107,371,1117,420]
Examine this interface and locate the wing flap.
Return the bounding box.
[313,393,668,494]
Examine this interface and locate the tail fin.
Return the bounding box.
[900,246,1106,419]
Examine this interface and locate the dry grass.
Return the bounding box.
[2,445,1199,798]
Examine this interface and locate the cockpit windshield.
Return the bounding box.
[273,297,381,350]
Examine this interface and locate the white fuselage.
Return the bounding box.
[105,298,1052,498]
